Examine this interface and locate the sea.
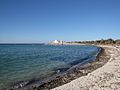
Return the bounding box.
[0,44,100,90]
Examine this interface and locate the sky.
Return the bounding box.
[0,0,120,43]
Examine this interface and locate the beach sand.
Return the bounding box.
[52,45,120,90]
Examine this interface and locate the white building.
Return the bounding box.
[53,40,60,44]
[49,40,64,45]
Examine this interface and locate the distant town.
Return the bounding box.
[49,40,64,45]
[49,39,120,46]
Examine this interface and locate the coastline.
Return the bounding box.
[10,45,111,90]
[38,46,110,90]
[52,45,120,90]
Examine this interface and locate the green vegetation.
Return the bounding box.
[71,39,120,45]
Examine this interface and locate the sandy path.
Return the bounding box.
[52,46,120,90]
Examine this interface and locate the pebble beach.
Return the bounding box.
[52,45,120,90]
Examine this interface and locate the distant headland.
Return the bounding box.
[49,39,120,46]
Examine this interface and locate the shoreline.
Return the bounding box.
[52,45,120,90]
[10,45,111,90]
[39,46,110,90]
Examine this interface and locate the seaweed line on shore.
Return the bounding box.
[9,46,110,90]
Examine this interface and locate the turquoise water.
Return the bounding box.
[0,44,99,90]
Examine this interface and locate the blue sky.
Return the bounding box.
[0,0,120,43]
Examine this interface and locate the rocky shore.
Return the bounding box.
[9,45,112,90]
[52,45,120,90]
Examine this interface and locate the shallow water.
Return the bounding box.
[0,44,99,90]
